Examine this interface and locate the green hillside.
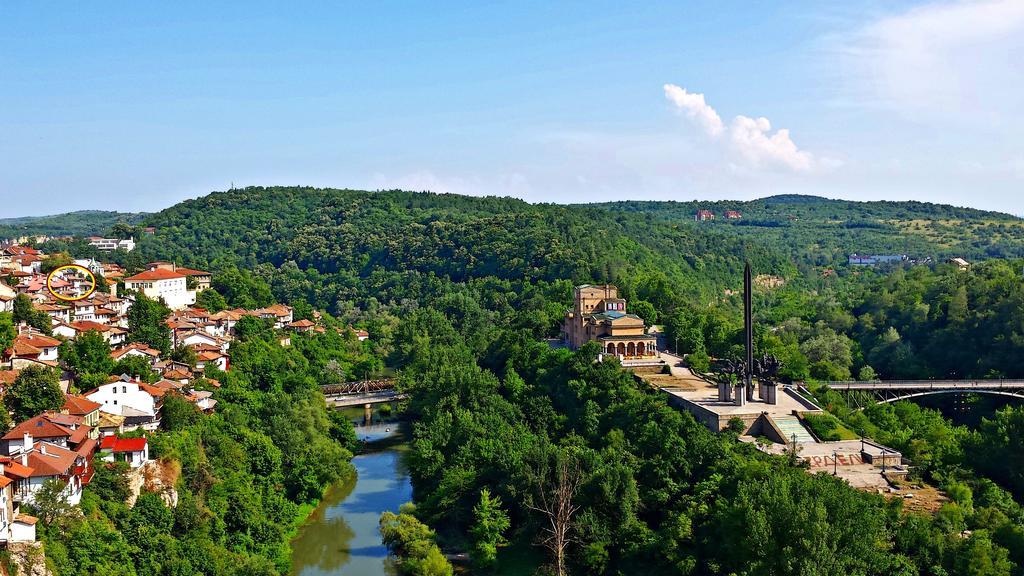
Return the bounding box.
[0,210,148,239]
[594,195,1024,266]
[135,187,791,313]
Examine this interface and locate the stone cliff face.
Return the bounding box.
[7,542,54,576]
[126,459,181,508]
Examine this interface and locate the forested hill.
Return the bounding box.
[0,210,148,239]
[136,186,790,309]
[593,195,1024,265]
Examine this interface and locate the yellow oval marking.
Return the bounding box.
[46,264,97,302]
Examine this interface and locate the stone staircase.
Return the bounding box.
[771,414,817,444]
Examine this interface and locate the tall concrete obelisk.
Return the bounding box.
[744,262,754,400]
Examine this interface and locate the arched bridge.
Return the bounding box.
[321,379,405,408]
[823,379,1024,408]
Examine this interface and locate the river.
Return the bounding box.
[291,407,412,576]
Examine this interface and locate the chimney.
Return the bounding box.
[20,453,27,467]
[40,443,47,456]
[23,432,32,451]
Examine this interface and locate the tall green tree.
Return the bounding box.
[59,329,114,380]
[126,291,171,354]
[195,287,228,312]
[470,488,510,569]
[0,312,15,354]
[12,294,51,334]
[5,365,64,422]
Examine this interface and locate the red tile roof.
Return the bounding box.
[100,436,147,453]
[110,343,161,360]
[63,394,102,416]
[16,334,60,349]
[14,514,38,526]
[125,269,185,281]
[70,320,113,332]
[10,341,42,357]
[0,456,34,479]
[27,443,77,477]
[3,414,73,441]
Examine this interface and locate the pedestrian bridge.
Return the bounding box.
[322,379,406,408]
[822,379,1024,407]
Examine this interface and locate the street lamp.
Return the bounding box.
[833,450,839,476]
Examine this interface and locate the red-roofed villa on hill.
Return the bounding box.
[99,436,149,468]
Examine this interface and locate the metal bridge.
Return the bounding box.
[321,379,405,408]
[823,379,1024,407]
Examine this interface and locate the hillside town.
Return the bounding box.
[0,243,352,546]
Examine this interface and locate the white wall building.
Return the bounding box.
[85,377,157,420]
[87,237,135,252]
[124,269,195,310]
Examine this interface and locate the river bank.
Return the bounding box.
[290,407,411,576]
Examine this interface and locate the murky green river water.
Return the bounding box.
[291,414,412,576]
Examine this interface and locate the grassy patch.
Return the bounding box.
[802,412,859,441]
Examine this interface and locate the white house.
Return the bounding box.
[85,376,161,430]
[178,331,227,352]
[87,237,135,252]
[71,300,95,321]
[124,269,195,310]
[7,441,84,507]
[0,456,38,542]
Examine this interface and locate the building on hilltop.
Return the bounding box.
[87,237,135,252]
[848,254,907,266]
[724,210,742,219]
[695,209,715,222]
[561,285,657,358]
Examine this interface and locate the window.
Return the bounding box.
[113,400,118,405]
[122,386,127,393]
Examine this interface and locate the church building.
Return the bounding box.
[562,285,658,358]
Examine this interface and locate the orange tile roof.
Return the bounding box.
[0,457,34,479]
[10,340,42,357]
[125,269,185,281]
[63,394,102,416]
[17,333,60,349]
[27,443,77,477]
[14,514,38,525]
[3,414,74,441]
[110,343,160,359]
[0,369,20,385]
[138,382,168,398]
[70,320,112,332]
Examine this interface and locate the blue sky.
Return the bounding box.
[2,1,1023,217]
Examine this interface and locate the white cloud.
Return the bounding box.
[729,116,814,172]
[663,83,824,172]
[843,0,1024,122]
[663,84,724,136]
